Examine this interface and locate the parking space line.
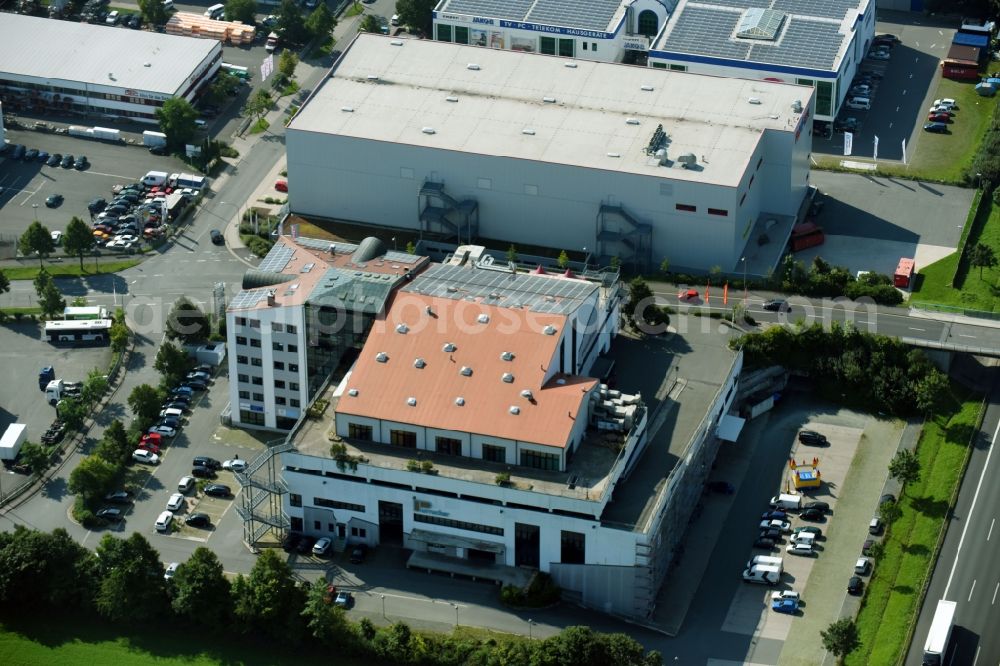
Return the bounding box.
[87,170,141,180]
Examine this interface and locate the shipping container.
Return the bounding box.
[894,258,915,288]
[790,222,825,252]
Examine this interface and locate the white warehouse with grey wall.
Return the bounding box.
[286,34,813,274]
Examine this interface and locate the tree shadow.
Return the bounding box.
[892,584,914,595]
[40,476,67,500]
[909,495,949,519]
[945,422,978,447]
[903,543,930,557]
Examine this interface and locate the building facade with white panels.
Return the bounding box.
[0,14,221,123]
[432,0,675,62]
[648,0,876,121]
[286,34,813,275]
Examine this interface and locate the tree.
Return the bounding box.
[623,276,654,319]
[33,270,65,319]
[278,50,299,82]
[969,242,997,279]
[155,340,191,387]
[557,250,569,269]
[879,498,902,526]
[128,384,163,426]
[94,533,169,622]
[659,258,670,275]
[821,618,860,660]
[232,549,307,643]
[394,0,435,36]
[68,455,117,502]
[19,221,54,268]
[171,547,232,626]
[302,578,355,647]
[206,70,239,106]
[0,527,97,610]
[110,319,129,355]
[63,217,95,270]
[406,241,416,254]
[81,368,109,406]
[888,449,921,491]
[0,269,10,303]
[243,88,273,123]
[275,0,307,45]
[95,419,131,466]
[305,2,336,40]
[506,244,518,264]
[359,14,381,33]
[224,0,256,24]
[155,97,198,149]
[166,296,210,343]
[136,0,168,26]
[914,370,950,416]
[18,442,51,476]
[57,397,87,431]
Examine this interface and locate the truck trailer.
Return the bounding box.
[923,599,956,666]
[0,423,27,461]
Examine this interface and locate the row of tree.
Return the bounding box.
[19,218,96,269]
[0,528,662,666]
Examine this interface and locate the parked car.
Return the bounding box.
[24,148,39,160]
[924,122,948,134]
[771,589,800,602]
[803,501,829,513]
[879,493,896,506]
[753,537,777,550]
[45,194,64,208]
[868,50,890,60]
[798,430,828,446]
[761,510,788,521]
[88,197,107,213]
[75,155,89,169]
[297,535,316,554]
[313,537,332,556]
[185,512,211,527]
[164,562,179,580]
[155,511,173,532]
[848,576,864,595]
[36,150,49,162]
[763,299,789,312]
[222,458,247,473]
[178,475,196,493]
[132,449,159,465]
[204,483,231,498]
[928,113,952,123]
[799,508,825,522]
[862,538,876,556]
[61,154,75,168]
[283,532,302,553]
[334,591,353,608]
[274,179,288,192]
[186,371,211,383]
[933,98,957,110]
[855,556,872,574]
[138,440,161,455]
[104,490,132,503]
[96,507,124,521]
[149,145,168,156]
[785,542,815,557]
[183,379,208,392]
[869,517,883,535]
[759,527,782,541]
[760,519,791,533]
[166,493,185,511]
[772,597,799,614]
[350,544,369,564]
[105,9,120,23]
[191,465,215,479]
[148,424,176,438]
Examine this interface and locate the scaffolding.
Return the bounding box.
[236,441,293,550]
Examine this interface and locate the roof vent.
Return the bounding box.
[395,323,409,334]
[677,153,697,168]
[460,366,473,377]
[564,62,578,68]
[422,127,436,134]
[328,244,336,254]
[543,325,557,335]
[522,128,536,135]
[607,152,621,158]
[367,75,379,81]
[509,406,520,415]
[425,305,433,315]
[390,40,403,46]
[791,100,803,113]
[543,96,556,103]
[407,397,417,406]
[341,106,354,112]
[442,342,457,352]
[467,63,481,70]
[446,96,459,102]
[477,313,490,324]
[626,118,640,125]
[520,389,534,400]
[641,85,654,91]
[556,378,567,385]
[414,358,426,369]
[502,373,514,383]
[375,352,389,363]
[348,388,359,397]
[748,97,762,105]
[500,351,514,361]
[455,397,465,406]
[143,62,151,67]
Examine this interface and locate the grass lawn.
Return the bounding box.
[344,1,363,17]
[815,78,995,184]
[249,118,270,135]
[846,392,981,666]
[4,260,140,281]
[912,198,1000,312]
[1,306,43,316]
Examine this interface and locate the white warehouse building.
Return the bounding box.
[0,14,221,124]
[285,34,813,274]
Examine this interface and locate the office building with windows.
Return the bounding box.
[0,14,221,123]
[225,235,430,430]
[648,0,876,121]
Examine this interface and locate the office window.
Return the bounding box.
[273,341,284,351]
[252,376,263,385]
[435,436,462,456]
[414,513,503,536]
[290,398,301,408]
[390,429,417,449]
[235,317,247,326]
[477,177,492,190]
[437,23,452,42]
[454,25,469,44]
[238,390,250,399]
[652,62,667,69]
[251,357,262,367]
[591,42,597,52]
[708,208,729,217]
[757,157,764,170]
[482,444,506,463]
[540,36,556,55]
[249,319,260,329]
[239,410,264,425]
[288,344,298,353]
[350,527,367,538]
[286,325,296,334]
[253,392,264,401]
[524,184,538,196]
[274,361,284,370]
[235,336,247,345]
[290,382,300,391]
[290,493,302,507]
[276,397,286,405]
[237,374,249,383]
[669,64,687,72]
[583,42,588,51]
[237,355,248,364]
[748,175,755,189]
[349,423,373,441]
[520,449,559,471]
[315,497,365,512]
[289,363,299,372]
[250,339,261,348]
[675,203,696,212]
[275,380,286,389]
[561,530,586,564]
[816,80,833,116]
[271,322,284,332]
[314,521,321,530]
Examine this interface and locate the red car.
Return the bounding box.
[139,440,161,455]
[927,113,951,123]
[678,288,700,302]
[141,432,162,445]
[274,179,288,192]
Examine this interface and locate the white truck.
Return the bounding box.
[45,379,81,405]
[0,423,27,461]
[923,599,956,666]
[769,493,803,512]
[167,173,207,191]
[142,170,169,187]
[746,555,783,571]
[142,131,167,148]
[742,564,782,585]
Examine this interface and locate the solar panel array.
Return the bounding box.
[229,289,269,310]
[257,243,295,273]
[663,6,750,60]
[527,0,621,32]
[749,19,842,69]
[296,236,357,253]
[443,0,534,21]
[773,0,859,20]
[307,268,396,315]
[696,0,771,9]
[405,264,597,316]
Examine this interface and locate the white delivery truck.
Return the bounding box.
[769,493,803,511]
[742,565,782,585]
[746,555,784,571]
[0,423,27,461]
[45,379,81,404]
[142,170,168,187]
[142,131,167,148]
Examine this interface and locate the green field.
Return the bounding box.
[816,78,995,183]
[3,260,140,281]
[846,394,981,666]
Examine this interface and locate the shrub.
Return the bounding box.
[495,471,511,486]
[420,459,435,474]
[406,459,421,472]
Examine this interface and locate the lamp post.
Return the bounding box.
[392,236,397,251]
[218,200,241,233]
[741,256,747,305]
[528,619,535,640]
[582,246,588,270]
[451,602,459,627]
[380,594,386,619]
[32,203,39,222]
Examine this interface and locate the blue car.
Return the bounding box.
[772,598,799,615]
[761,510,788,521]
[923,122,947,134]
[171,386,194,397]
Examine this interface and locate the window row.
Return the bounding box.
[414,512,504,536]
[314,497,365,513]
[675,203,728,216]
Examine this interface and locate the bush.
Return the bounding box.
[499,573,561,608]
[495,471,511,486]
[243,235,274,257]
[72,496,99,528]
[406,459,420,472]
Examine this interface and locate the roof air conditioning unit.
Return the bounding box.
[543,325,557,335]
[564,62,578,68]
[477,314,490,324]
[375,352,389,363]
[626,118,640,125]
[348,388,359,396]
[446,96,459,102]
[677,153,697,168]
[391,40,403,46]
[500,351,514,361]
[422,127,436,134]
[502,373,514,383]
[395,323,409,334]
[655,148,668,165]
[407,397,417,406]
[607,152,621,158]
[521,389,534,400]
[328,244,336,254]
[414,358,426,368]
[641,85,654,91]
[791,100,803,113]
[341,106,354,112]
[509,406,520,415]
[442,342,457,352]
[522,129,536,135]
[460,366,473,376]
[467,63,480,70]
[748,97,762,105]
[455,397,465,406]
[367,75,379,81]
[543,96,556,103]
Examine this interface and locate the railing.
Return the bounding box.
[909,301,1000,320]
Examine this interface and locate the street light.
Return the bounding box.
[528,618,535,640]
[451,602,459,627]
[741,256,747,305]
[218,200,242,233]
[392,236,397,251]
[380,594,386,619]
[32,203,39,222]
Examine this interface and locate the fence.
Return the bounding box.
[950,186,991,287]
[908,301,1000,319]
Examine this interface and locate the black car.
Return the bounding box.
[149,145,168,156]
[804,501,830,513]
[46,153,62,166]
[162,401,190,412]
[104,490,132,503]
[759,527,782,541]
[753,537,776,550]
[185,512,211,527]
[160,415,181,429]
[183,380,208,392]
[283,532,302,553]
[75,155,89,169]
[45,194,64,208]
[880,493,896,506]
[10,145,26,160]
[193,456,222,470]
[204,483,231,497]
[296,535,316,554]
[798,430,828,446]
[350,544,369,564]
[210,229,224,245]
[169,394,192,406]
[924,122,948,134]
[799,508,825,522]
[88,197,107,213]
[763,299,790,312]
[25,148,39,160]
[191,465,215,479]
[96,507,124,521]
[61,154,75,168]
[848,576,864,595]
[105,205,128,217]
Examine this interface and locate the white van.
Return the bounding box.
[746,555,784,570]
[790,531,817,546]
[142,171,168,187]
[845,96,871,110]
[155,511,173,532]
[162,0,174,10]
[390,14,400,26]
[742,565,781,585]
[769,493,803,512]
[160,407,183,420]
[205,3,224,18]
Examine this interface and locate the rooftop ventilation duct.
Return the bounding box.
[607,152,621,158]
[626,118,640,125]
[509,406,520,415]
[522,129,536,135]
[455,397,465,406]
[564,62,578,68]
[677,153,697,168]
[520,389,534,400]
[348,388,359,396]
[502,373,514,383]
[460,366,473,376]
[467,63,480,70]
[442,342,457,352]
[543,96,556,103]
[376,352,389,363]
[367,75,379,81]
[791,100,803,113]
[500,351,514,361]
[414,358,426,368]
[390,40,403,46]
[422,127,436,134]
[477,314,490,324]
[446,96,458,102]
[341,106,354,112]
[641,85,654,91]
[748,97,762,105]
[395,323,409,334]
[328,244,336,254]
[425,305,433,315]
[543,325,557,335]
[407,397,417,406]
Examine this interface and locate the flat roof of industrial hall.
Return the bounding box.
[289,33,812,188]
[434,0,629,33]
[0,14,219,96]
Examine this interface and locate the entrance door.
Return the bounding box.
[514,523,540,568]
[468,548,496,563]
[378,500,404,544]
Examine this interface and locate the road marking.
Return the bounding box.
[959,334,977,339]
[909,327,925,332]
[969,579,977,601]
[989,518,996,541]
[974,645,981,666]
[993,582,999,606]
[87,170,138,180]
[930,43,937,49]
[945,418,1000,598]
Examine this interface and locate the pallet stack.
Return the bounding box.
[164,12,255,45]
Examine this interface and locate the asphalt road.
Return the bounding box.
[905,376,1000,666]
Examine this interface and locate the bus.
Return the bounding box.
[44,319,112,346]
[220,62,250,81]
[63,306,108,321]
[923,599,956,666]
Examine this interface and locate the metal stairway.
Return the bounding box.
[419,180,479,243]
[596,203,653,272]
[237,442,293,550]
